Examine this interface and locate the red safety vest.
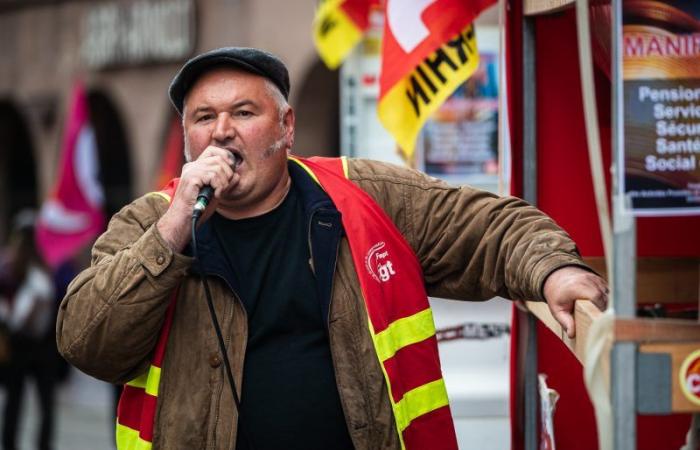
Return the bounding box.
[116,157,457,450]
[115,178,178,450]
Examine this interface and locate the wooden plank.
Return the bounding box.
[528,296,700,345]
[527,299,700,414]
[524,0,574,16]
[640,343,700,412]
[616,318,700,343]
[526,300,602,364]
[526,300,610,393]
[584,257,699,305]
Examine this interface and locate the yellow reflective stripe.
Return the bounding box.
[149,191,171,203]
[373,308,436,362]
[125,366,161,397]
[340,156,349,179]
[288,157,321,186]
[144,366,161,396]
[116,422,152,450]
[366,314,407,450]
[393,379,450,433]
[369,308,442,447]
[125,372,147,389]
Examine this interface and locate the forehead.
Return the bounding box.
[185,67,269,106]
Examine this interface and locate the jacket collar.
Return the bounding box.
[186,159,339,277]
[287,158,336,223]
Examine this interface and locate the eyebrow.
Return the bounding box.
[190,100,258,117]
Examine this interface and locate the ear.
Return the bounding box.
[283,107,295,150]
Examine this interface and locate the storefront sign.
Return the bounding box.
[81,0,195,69]
[622,0,700,215]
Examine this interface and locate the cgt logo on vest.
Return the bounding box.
[365,242,397,282]
[680,349,700,406]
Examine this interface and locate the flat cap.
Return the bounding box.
[168,47,290,115]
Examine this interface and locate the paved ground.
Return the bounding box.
[1,298,512,449]
[1,368,114,450]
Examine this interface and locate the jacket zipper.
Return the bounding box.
[307,210,316,275]
[305,206,340,326]
[324,228,366,448]
[326,238,340,325]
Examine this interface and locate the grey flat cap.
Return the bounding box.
[168,47,290,115]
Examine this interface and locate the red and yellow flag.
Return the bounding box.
[378,0,496,160]
[313,0,378,69]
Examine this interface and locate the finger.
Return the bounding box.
[590,288,608,311]
[553,309,576,339]
[208,171,232,197]
[578,276,608,311]
[177,163,208,195]
[197,155,234,181]
[576,279,604,301]
[202,155,236,182]
[205,155,235,180]
[589,274,608,292]
[220,171,241,196]
[198,145,227,160]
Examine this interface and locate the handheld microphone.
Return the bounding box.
[192,186,214,220]
[192,155,241,220]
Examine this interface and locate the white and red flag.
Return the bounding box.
[377,0,496,160]
[36,83,105,268]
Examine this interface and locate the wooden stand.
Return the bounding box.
[526,256,700,414]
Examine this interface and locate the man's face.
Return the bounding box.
[182,67,294,210]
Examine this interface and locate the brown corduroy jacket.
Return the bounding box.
[57,158,586,449]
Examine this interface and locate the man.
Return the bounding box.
[57,47,607,450]
[1,211,57,450]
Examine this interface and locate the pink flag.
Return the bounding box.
[36,83,105,269]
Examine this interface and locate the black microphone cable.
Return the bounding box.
[191,212,254,450]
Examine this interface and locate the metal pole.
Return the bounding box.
[522,16,537,206]
[612,343,636,450]
[522,12,539,450]
[611,0,637,448]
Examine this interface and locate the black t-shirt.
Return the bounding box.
[212,185,354,450]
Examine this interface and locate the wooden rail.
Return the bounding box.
[526,299,700,413]
[526,300,602,365]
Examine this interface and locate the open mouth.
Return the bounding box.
[230,150,243,170]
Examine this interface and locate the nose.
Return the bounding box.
[211,112,235,145]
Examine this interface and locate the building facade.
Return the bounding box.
[0,0,339,239]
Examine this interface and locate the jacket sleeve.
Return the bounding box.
[56,194,193,384]
[349,159,588,302]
